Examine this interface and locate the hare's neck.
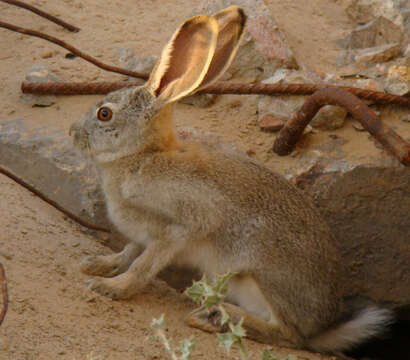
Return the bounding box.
[148,103,180,152]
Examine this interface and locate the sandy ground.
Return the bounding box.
[0,0,408,359]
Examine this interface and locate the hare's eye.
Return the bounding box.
[97,107,113,122]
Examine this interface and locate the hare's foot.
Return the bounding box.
[81,242,142,277]
[87,272,138,300]
[188,303,300,348]
[186,306,227,333]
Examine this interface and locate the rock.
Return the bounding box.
[180,94,217,107]
[345,0,407,27]
[352,121,365,131]
[296,165,410,310]
[19,94,56,107]
[311,105,348,130]
[354,42,401,63]
[345,16,404,49]
[384,77,410,96]
[40,50,53,59]
[353,77,385,92]
[384,65,410,95]
[388,64,410,82]
[192,0,298,81]
[258,114,284,132]
[258,69,348,131]
[25,64,60,83]
[403,43,410,57]
[117,47,157,75]
[20,64,60,107]
[0,118,109,234]
[401,113,410,123]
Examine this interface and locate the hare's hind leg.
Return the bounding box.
[187,303,302,348]
[81,242,143,277]
[187,274,305,349]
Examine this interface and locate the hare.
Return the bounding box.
[70,6,392,354]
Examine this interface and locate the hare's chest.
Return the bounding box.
[106,199,151,247]
[103,182,152,247]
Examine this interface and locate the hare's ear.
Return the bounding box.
[196,6,246,91]
[144,15,218,104]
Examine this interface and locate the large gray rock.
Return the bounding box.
[345,0,408,27]
[192,0,298,81]
[0,118,108,231]
[296,165,410,308]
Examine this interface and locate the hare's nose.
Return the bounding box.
[69,122,88,147]
[69,122,78,137]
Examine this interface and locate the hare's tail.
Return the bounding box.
[308,305,393,353]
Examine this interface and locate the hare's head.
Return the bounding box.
[70,6,246,164]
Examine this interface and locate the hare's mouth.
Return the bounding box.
[69,123,90,153]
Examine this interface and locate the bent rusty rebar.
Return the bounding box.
[0,21,149,79]
[273,87,410,166]
[21,81,410,107]
[0,165,111,233]
[0,263,8,327]
[0,0,80,32]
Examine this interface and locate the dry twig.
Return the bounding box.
[0,0,80,32]
[0,263,8,327]
[273,87,410,166]
[0,20,148,79]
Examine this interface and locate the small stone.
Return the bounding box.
[180,94,217,107]
[388,65,410,82]
[25,64,60,83]
[403,43,410,57]
[259,114,284,132]
[117,47,157,75]
[246,149,256,156]
[401,113,410,123]
[311,105,348,130]
[41,51,53,59]
[354,43,401,63]
[353,78,384,92]
[384,65,410,96]
[258,69,322,124]
[345,0,405,27]
[352,121,366,131]
[19,94,56,107]
[344,17,403,50]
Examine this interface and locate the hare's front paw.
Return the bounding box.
[87,273,137,300]
[81,255,124,277]
[186,306,227,333]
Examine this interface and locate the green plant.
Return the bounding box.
[151,272,296,360]
[185,272,250,360]
[150,314,195,360]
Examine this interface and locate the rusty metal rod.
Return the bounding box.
[21,81,410,107]
[0,263,8,327]
[0,165,111,233]
[0,21,149,79]
[273,87,410,166]
[0,0,80,32]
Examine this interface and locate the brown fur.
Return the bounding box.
[70,6,392,354]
